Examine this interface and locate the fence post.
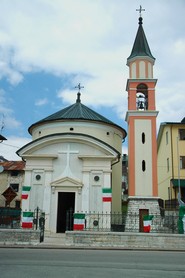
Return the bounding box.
[39,213,45,242]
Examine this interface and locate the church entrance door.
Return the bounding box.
[57,192,75,233]
[139,209,149,232]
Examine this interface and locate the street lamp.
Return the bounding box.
[0,134,7,143]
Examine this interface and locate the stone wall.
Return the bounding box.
[65,231,185,250]
[125,197,161,232]
[0,229,40,245]
[127,197,161,215]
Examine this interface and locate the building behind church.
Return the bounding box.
[0,160,25,208]
[157,117,185,209]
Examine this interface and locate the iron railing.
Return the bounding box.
[165,199,179,209]
[0,207,182,234]
[0,207,21,228]
[67,211,181,234]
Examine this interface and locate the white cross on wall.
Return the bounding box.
[58,144,79,176]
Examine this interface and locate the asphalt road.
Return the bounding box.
[0,248,185,278]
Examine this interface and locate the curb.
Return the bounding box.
[1,242,185,252]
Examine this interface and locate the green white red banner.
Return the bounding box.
[102,188,112,202]
[22,211,33,229]
[22,186,31,199]
[143,215,153,233]
[73,213,85,230]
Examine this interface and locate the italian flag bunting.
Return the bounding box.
[22,211,34,229]
[22,186,31,199]
[102,188,112,202]
[73,213,85,230]
[143,215,153,233]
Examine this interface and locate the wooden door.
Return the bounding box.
[139,209,149,232]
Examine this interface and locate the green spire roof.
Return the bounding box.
[127,17,155,62]
[28,93,125,134]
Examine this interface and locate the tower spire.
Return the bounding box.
[127,6,155,63]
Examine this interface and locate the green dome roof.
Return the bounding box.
[28,93,126,136]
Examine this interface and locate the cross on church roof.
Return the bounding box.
[75,83,84,93]
[136,5,145,17]
[75,83,84,103]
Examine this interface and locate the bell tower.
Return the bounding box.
[125,8,160,229]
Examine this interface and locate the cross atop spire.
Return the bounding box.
[136,5,145,18]
[127,6,155,63]
[75,83,84,103]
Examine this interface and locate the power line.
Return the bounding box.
[1,142,20,149]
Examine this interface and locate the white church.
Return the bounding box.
[17,88,127,233]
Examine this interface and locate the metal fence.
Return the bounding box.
[0,207,182,234]
[0,206,45,230]
[165,199,179,209]
[0,207,21,228]
[67,211,181,234]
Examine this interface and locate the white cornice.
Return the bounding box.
[21,154,58,159]
[125,110,159,122]
[126,78,157,91]
[78,155,116,161]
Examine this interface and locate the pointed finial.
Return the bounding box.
[136,5,145,24]
[75,83,84,103]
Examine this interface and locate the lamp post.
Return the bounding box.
[0,134,7,143]
[0,134,7,142]
[177,136,181,202]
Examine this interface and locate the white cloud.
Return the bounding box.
[35,98,48,106]
[4,116,21,130]
[0,89,21,130]
[1,136,31,161]
[156,82,185,126]
[174,39,185,55]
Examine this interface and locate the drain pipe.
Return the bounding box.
[111,153,121,167]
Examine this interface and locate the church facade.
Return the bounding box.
[17,91,126,233]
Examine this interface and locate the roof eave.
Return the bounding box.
[127,55,155,66]
[28,118,127,139]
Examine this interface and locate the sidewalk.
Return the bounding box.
[39,232,67,248]
[1,230,185,251]
[0,231,70,249]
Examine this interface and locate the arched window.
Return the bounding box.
[136,84,148,110]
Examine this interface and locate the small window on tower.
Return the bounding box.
[142,160,146,172]
[142,132,145,144]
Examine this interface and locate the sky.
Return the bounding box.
[0,0,185,160]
